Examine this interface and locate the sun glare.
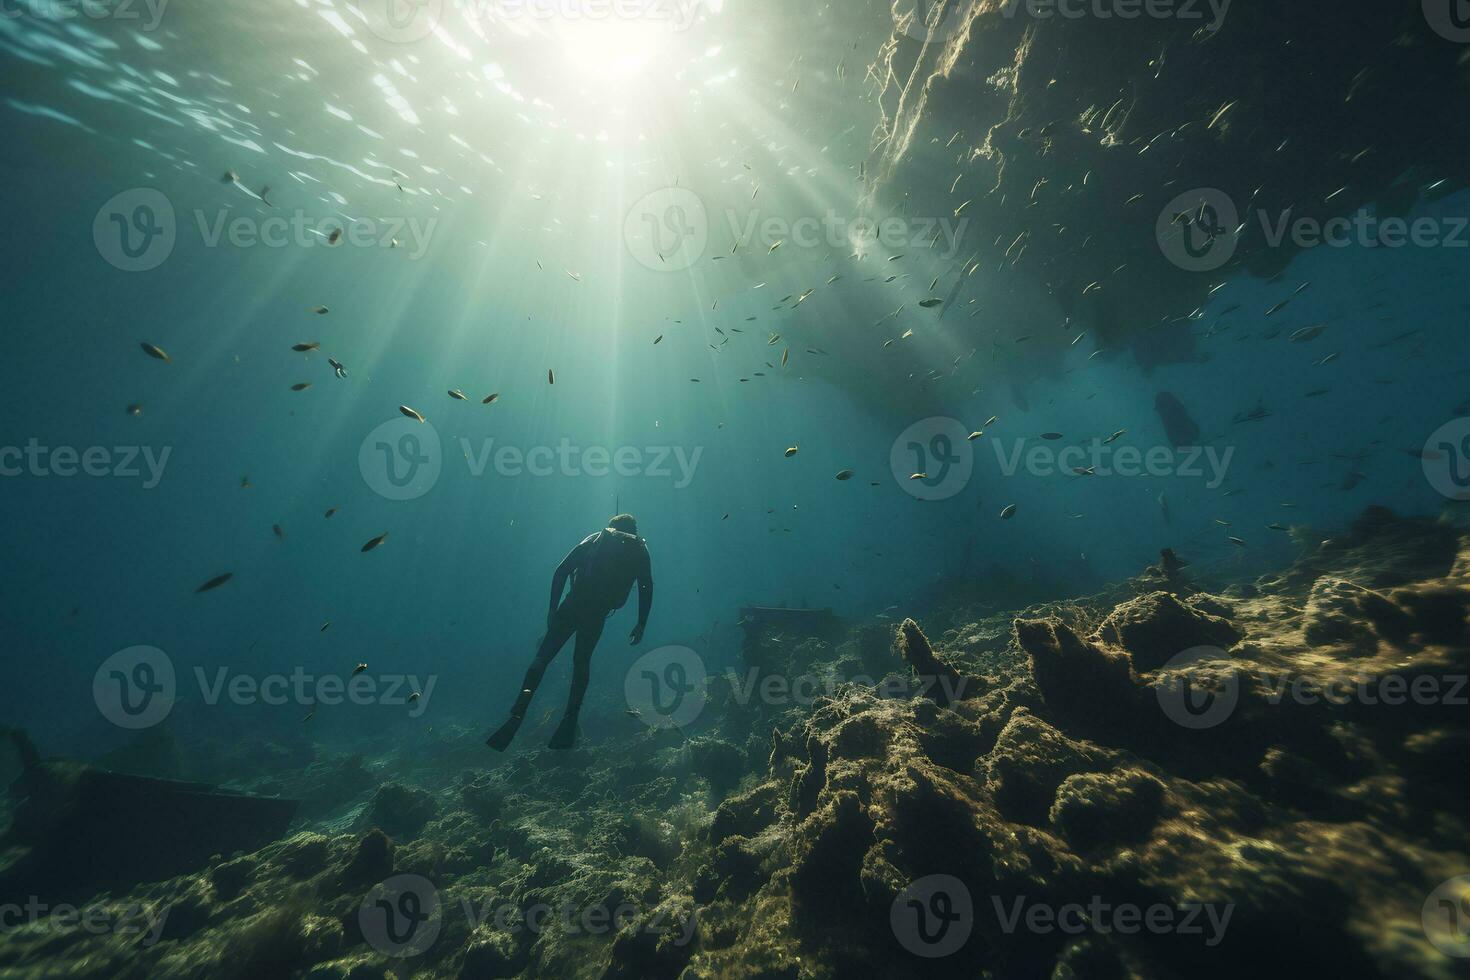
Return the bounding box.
[550,17,674,83]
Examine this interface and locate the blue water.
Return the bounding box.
[1,0,1466,759]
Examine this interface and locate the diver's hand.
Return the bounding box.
[629,625,645,646]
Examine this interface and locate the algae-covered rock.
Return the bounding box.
[601,894,698,979]
[1048,768,1166,852]
[1094,591,1242,671]
[363,783,438,839]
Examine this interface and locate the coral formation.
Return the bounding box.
[2,509,1467,977]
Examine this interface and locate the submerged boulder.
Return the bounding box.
[363,783,438,839]
[1094,591,1241,671]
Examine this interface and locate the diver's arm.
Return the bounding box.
[630,547,653,644]
[548,540,589,625]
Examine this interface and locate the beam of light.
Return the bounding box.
[549,16,674,84]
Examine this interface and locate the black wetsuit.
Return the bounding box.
[488,527,653,750]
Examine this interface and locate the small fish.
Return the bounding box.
[196,572,233,593]
[221,170,239,183]
[835,469,854,481]
[291,382,312,391]
[1040,432,1063,440]
[1103,429,1126,444]
[240,475,252,489]
[919,299,942,308]
[1073,466,1096,476]
[1289,323,1326,342]
[984,416,998,427]
[399,405,426,423]
[327,228,343,246]
[408,691,421,702]
[909,473,927,480]
[653,335,663,345]
[352,662,368,676]
[482,393,500,405]
[1267,523,1289,531]
[448,388,468,400]
[967,431,983,440]
[302,710,315,723]
[361,532,389,552]
[324,506,338,518]
[1228,536,1246,546]
[784,446,799,457]
[126,403,143,417]
[329,357,346,378]
[309,305,330,315]
[273,524,284,539]
[548,369,555,385]
[140,342,171,363]
[1000,504,1017,520]
[292,342,320,352]
[320,621,331,631]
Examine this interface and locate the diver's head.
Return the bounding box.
[608,513,637,535]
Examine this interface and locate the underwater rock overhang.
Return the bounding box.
[840,0,1470,399]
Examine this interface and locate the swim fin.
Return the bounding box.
[547,716,578,750]
[485,714,523,752]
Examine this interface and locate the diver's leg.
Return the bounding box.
[548,614,606,749]
[486,612,576,751]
